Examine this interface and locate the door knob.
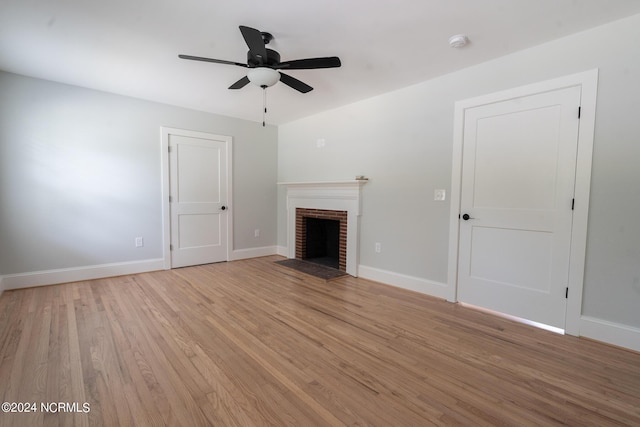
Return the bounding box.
[462,213,473,220]
[221,205,227,211]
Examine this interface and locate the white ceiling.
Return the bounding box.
[2,0,640,125]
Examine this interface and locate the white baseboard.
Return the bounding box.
[2,258,165,290]
[579,315,640,353]
[230,246,278,261]
[2,247,281,291]
[358,264,451,300]
[276,246,288,257]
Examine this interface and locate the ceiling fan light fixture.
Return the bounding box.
[247,67,280,88]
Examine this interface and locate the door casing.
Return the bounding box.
[447,70,599,337]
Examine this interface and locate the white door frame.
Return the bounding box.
[446,70,598,336]
[160,127,233,269]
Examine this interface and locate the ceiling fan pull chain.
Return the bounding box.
[262,86,267,127]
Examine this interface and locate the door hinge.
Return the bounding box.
[571,198,575,210]
[169,195,173,203]
[168,145,172,153]
[578,106,581,119]
[170,244,173,251]
[565,287,569,299]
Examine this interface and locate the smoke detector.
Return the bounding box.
[449,34,469,48]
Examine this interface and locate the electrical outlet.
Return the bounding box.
[316,138,326,148]
[254,229,260,238]
[434,189,446,201]
[375,242,381,253]
[135,237,144,248]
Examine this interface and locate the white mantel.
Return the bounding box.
[277,180,368,186]
[279,180,367,276]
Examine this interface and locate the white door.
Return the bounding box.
[169,132,230,268]
[457,86,581,329]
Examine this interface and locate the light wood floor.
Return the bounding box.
[1,256,639,426]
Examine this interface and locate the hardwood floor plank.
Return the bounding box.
[3,290,35,402]
[1,255,639,426]
[63,284,88,427]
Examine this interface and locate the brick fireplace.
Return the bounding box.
[296,208,347,271]
[280,180,367,277]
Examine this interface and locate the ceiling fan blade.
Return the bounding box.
[279,72,313,93]
[178,54,247,67]
[276,56,341,70]
[239,25,268,65]
[229,76,250,90]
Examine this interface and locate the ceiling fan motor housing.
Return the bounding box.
[248,49,281,68]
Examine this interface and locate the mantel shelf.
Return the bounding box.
[277,180,368,186]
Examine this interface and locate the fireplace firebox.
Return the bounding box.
[305,218,340,268]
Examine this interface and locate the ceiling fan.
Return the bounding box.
[179,25,341,94]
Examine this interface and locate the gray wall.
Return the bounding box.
[278,14,640,329]
[0,71,278,275]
